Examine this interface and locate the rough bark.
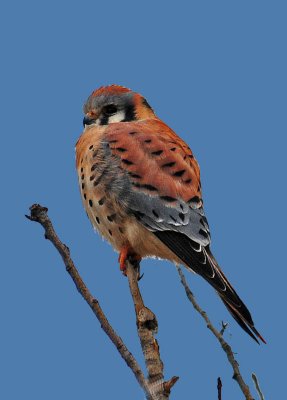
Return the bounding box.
[27,204,178,399]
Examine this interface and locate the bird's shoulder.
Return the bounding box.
[104,118,202,204]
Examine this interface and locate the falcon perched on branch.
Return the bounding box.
[76,85,265,344]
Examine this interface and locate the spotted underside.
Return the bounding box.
[76,118,210,249]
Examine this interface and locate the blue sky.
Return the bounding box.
[1,1,286,399]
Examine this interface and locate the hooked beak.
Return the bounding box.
[83,112,98,127]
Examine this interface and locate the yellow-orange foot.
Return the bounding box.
[118,246,142,276]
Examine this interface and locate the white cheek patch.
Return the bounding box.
[108,110,126,123]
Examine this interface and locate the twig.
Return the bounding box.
[177,266,255,400]
[125,259,179,399]
[220,321,228,336]
[217,377,222,400]
[252,373,264,400]
[26,204,152,399]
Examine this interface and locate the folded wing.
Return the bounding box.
[105,118,265,343]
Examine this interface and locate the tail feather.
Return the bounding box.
[205,248,266,344]
[154,230,266,343]
[220,296,266,344]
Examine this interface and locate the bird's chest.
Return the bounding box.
[76,134,130,250]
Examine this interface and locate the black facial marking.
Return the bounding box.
[89,145,94,150]
[108,229,113,236]
[118,227,124,233]
[162,161,176,168]
[84,193,87,200]
[100,114,109,125]
[116,147,127,152]
[144,139,152,143]
[80,167,83,172]
[160,196,177,202]
[81,174,84,180]
[123,104,136,122]
[170,147,176,151]
[108,139,118,143]
[103,104,118,116]
[184,178,192,184]
[90,175,95,181]
[96,217,100,224]
[89,199,93,207]
[91,164,98,171]
[129,131,137,135]
[173,169,186,177]
[81,183,85,189]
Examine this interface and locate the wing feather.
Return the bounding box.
[105,118,210,246]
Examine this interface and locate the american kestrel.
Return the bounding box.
[76,85,265,344]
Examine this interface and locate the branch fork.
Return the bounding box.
[27,203,263,400]
[27,204,178,399]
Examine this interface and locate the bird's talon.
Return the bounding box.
[118,246,141,276]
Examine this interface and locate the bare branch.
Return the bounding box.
[26,204,152,399]
[177,266,255,400]
[252,373,265,400]
[125,260,179,399]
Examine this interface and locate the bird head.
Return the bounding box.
[83,85,156,127]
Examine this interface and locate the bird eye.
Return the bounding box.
[103,104,118,116]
